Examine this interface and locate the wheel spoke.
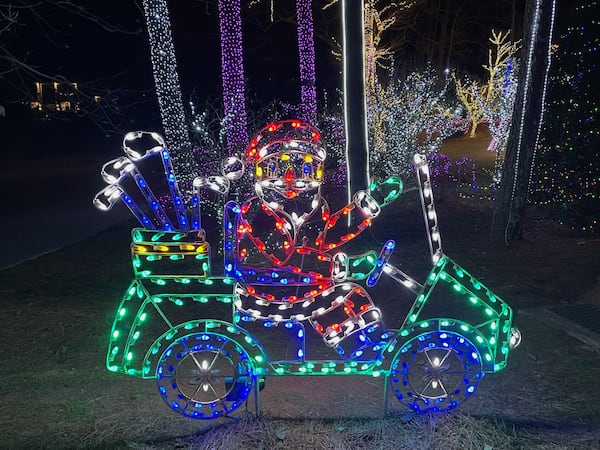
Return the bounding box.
[438,348,452,367]
[189,350,206,372]
[180,338,206,372]
[208,341,229,372]
[436,378,449,398]
[422,378,435,395]
[185,383,203,408]
[424,349,436,368]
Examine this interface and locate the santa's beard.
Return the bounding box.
[258,186,322,224]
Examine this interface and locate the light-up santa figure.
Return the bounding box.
[225,119,401,359]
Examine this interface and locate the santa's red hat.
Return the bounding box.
[245,119,326,164]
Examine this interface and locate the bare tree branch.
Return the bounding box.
[0,1,146,134]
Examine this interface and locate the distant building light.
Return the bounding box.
[30,81,81,115]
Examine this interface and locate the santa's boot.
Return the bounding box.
[309,284,391,360]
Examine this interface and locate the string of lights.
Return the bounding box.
[508,0,542,207]
[526,0,556,193]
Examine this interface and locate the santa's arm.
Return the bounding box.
[317,176,403,252]
[316,191,379,251]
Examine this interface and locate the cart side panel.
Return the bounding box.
[402,256,513,372]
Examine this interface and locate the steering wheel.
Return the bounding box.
[366,240,395,287]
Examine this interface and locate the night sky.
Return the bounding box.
[2,0,522,114]
[1,1,323,101]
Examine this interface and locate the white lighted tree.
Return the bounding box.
[324,0,418,102]
[368,67,463,178]
[142,0,195,199]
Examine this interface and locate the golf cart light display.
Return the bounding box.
[94,119,521,419]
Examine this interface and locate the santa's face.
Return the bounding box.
[254,151,324,223]
[255,151,323,196]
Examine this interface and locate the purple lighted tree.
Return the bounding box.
[296,0,317,124]
[218,0,249,155]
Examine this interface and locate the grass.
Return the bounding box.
[136,414,519,450]
[97,413,600,449]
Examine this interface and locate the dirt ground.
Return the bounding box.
[1,180,600,449]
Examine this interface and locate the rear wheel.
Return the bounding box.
[157,332,254,419]
[389,330,483,413]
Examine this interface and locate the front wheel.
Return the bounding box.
[156,332,254,419]
[389,330,483,413]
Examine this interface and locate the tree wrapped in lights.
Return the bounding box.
[219,0,249,156]
[529,0,599,234]
[141,0,195,200]
[492,0,556,241]
[368,67,463,178]
[296,0,317,124]
[454,30,521,138]
[363,1,403,99]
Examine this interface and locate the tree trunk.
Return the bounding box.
[296,0,317,125]
[142,0,194,201]
[218,0,249,156]
[436,0,449,69]
[491,0,556,242]
[342,0,370,201]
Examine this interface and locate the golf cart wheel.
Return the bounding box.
[389,330,483,413]
[156,332,254,419]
